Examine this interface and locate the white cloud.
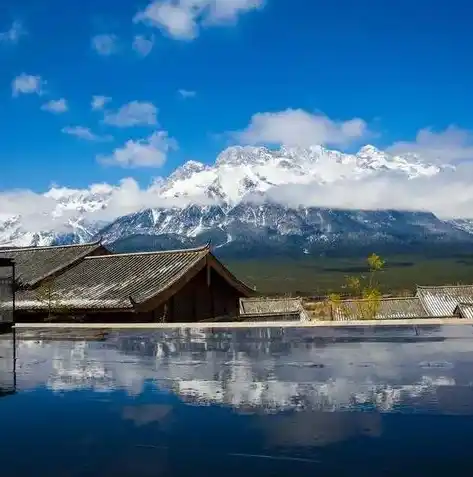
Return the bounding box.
[0,20,26,44]
[12,73,45,97]
[134,0,264,40]
[178,89,196,99]
[98,131,177,168]
[235,109,369,148]
[205,0,264,23]
[62,126,113,142]
[92,34,118,55]
[252,162,473,220]
[0,178,201,236]
[388,126,473,165]
[91,95,112,111]
[103,101,158,127]
[41,98,68,114]
[132,34,155,56]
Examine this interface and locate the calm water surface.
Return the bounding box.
[1,325,473,476]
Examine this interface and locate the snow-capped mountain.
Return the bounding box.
[158,144,441,205]
[1,144,472,254]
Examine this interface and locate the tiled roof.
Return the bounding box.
[14,244,253,312]
[0,242,105,288]
[240,297,303,314]
[416,285,473,317]
[16,245,210,311]
[332,297,427,321]
[240,312,303,322]
[454,303,473,319]
[239,297,309,321]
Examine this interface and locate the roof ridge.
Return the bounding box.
[337,296,418,303]
[0,240,101,252]
[84,243,210,259]
[242,297,301,301]
[417,284,473,289]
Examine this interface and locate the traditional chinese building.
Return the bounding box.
[5,242,254,323]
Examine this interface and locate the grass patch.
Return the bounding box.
[225,253,473,296]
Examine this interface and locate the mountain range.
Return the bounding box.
[2,144,473,257]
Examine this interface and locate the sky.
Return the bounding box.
[2,0,473,218]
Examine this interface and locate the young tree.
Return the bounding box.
[329,253,385,320]
[35,278,69,321]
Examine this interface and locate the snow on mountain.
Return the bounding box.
[447,219,473,235]
[0,144,470,251]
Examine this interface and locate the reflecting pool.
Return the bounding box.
[1,326,473,476]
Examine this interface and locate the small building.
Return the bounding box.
[0,241,108,289]
[453,303,473,319]
[416,285,473,317]
[331,297,428,321]
[239,297,309,321]
[14,244,255,323]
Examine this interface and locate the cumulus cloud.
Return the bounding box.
[134,0,264,40]
[12,73,45,97]
[178,89,196,99]
[92,34,118,55]
[91,95,111,111]
[132,34,155,56]
[235,109,370,148]
[103,101,158,127]
[41,98,68,114]
[62,126,113,142]
[98,131,177,168]
[388,126,473,165]
[0,20,26,44]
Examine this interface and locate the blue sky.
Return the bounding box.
[2,0,473,192]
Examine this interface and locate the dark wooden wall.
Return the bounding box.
[153,267,243,323]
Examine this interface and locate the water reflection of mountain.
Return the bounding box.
[3,327,473,414]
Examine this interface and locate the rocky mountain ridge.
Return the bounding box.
[1,144,472,255]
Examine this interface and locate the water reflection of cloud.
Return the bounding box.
[3,328,473,415]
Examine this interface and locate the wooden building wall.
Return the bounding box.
[151,266,243,323]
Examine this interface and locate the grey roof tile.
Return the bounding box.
[240,297,303,314]
[0,242,105,287]
[454,302,473,319]
[332,297,427,321]
[16,245,210,311]
[239,297,309,321]
[416,285,473,317]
